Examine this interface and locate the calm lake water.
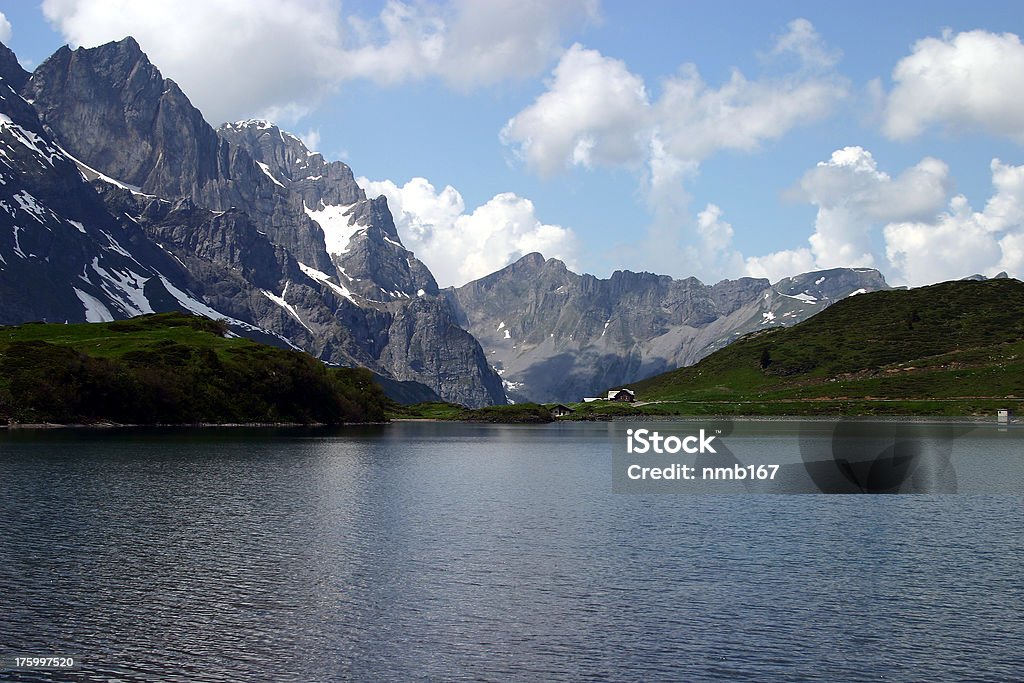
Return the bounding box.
[0,421,1021,682]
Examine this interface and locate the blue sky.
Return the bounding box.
[2,1,1023,287]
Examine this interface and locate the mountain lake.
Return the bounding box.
[1,420,1021,681]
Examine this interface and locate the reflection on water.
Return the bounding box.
[0,422,1021,681]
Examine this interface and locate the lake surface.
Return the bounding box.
[0,421,1021,682]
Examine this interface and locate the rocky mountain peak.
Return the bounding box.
[218,119,365,208]
[25,37,216,197]
[773,267,889,302]
[963,271,1010,281]
[0,41,29,91]
[219,119,437,300]
[23,38,337,269]
[518,252,547,269]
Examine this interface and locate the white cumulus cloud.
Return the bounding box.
[744,248,816,283]
[766,17,841,69]
[789,146,952,270]
[696,203,735,254]
[503,19,847,283]
[656,25,846,164]
[500,43,651,177]
[744,150,1024,286]
[359,176,579,287]
[42,0,346,126]
[0,12,11,44]
[884,159,1024,285]
[344,0,599,88]
[883,29,1024,141]
[42,0,596,126]
[503,18,847,177]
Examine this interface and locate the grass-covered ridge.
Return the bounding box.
[0,313,388,425]
[619,279,1024,417]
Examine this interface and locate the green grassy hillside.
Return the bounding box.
[620,279,1024,417]
[0,313,387,425]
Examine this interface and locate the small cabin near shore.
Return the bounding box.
[607,388,636,402]
[997,408,1012,424]
[551,404,575,418]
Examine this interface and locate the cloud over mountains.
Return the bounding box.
[35,2,1024,287]
[42,0,598,125]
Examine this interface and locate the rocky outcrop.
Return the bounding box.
[213,119,494,403]
[380,297,506,407]
[446,254,890,403]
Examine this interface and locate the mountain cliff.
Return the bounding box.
[3,38,504,407]
[445,254,889,403]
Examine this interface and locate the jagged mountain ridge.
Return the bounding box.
[1,37,504,407]
[445,254,890,403]
[23,37,332,270]
[217,120,439,302]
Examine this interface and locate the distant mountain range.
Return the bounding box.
[446,254,888,402]
[2,37,890,406]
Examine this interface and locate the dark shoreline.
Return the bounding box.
[3,415,1013,430]
[2,421,388,430]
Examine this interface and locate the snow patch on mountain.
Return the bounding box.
[303,201,360,256]
[12,190,54,225]
[73,287,115,322]
[88,259,153,316]
[0,113,61,166]
[156,274,297,346]
[782,292,818,303]
[256,161,285,188]
[262,285,312,333]
[298,261,357,304]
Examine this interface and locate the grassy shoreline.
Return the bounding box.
[385,399,1021,422]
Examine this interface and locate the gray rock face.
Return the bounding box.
[0,53,190,326]
[212,120,478,399]
[380,297,506,407]
[218,119,365,208]
[24,38,332,271]
[445,254,891,403]
[3,38,504,407]
[218,120,439,302]
[0,41,28,91]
